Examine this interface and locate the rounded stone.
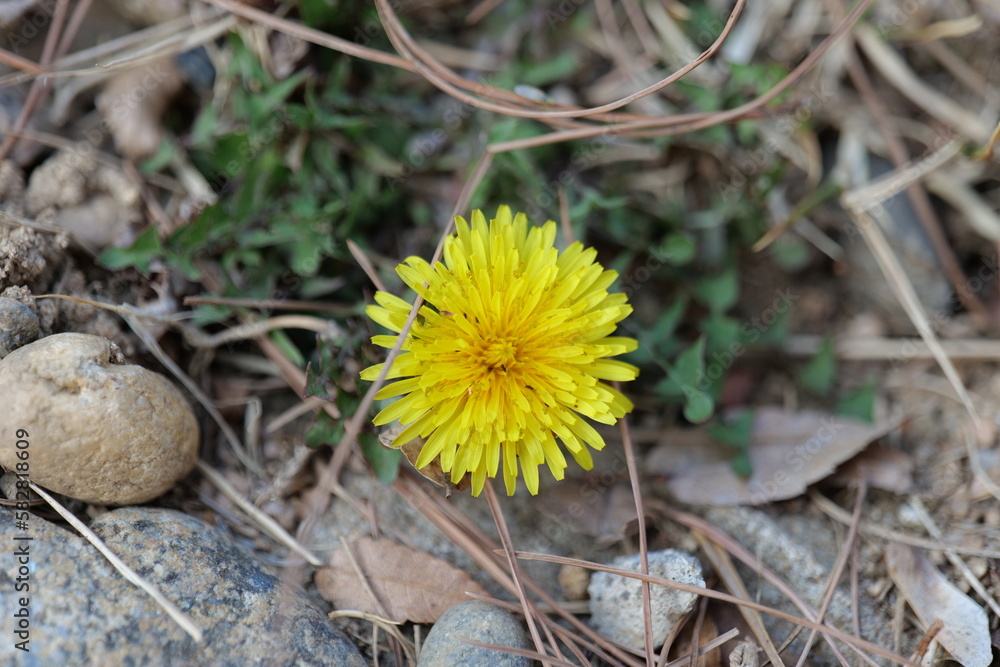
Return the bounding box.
[0,507,367,665]
[0,333,199,504]
[0,296,41,358]
[588,549,704,650]
[418,600,530,666]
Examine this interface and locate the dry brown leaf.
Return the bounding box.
[885,544,991,667]
[671,613,723,667]
[827,447,913,493]
[96,58,184,160]
[663,408,899,505]
[379,423,470,493]
[535,481,637,545]
[316,537,486,623]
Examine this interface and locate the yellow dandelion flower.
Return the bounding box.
[361,206,639,496]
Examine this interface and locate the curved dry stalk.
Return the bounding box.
[29,482,203,642]
[374,0,745,122]
[486,0,877,150]
[203,0,413,71]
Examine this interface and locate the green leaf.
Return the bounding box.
[837,378,876,423]
[520,52,578,87]
[98,225,162,273]
[304,335,339,400]
[656,337,707,397]
[656,233,696,266]
[700,313,740,357]
[305,410,342,448]
[269,329,305,368]
[693,265,739,314]
[140,140,174,173]
[298,0,337,27]
[359,432,402,485]
[799,338,836,395]
[709,409,755,476]
[681,384,714,423]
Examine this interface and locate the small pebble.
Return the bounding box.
[588,549,703,650]
[0,296,40,358]
[418,600,529,667]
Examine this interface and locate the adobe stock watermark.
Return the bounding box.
[746,416,846,504]
[6,0,58,53]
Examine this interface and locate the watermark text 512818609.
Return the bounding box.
[12,429,32,653]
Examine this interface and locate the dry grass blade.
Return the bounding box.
[203,0,412,71]
[29,482,203,642]
[196,460,323,566]
[513,551,918,665]
[908,620,942,663]
[840,146,983,434]
[853,24,992,144]
[619,416,655,665]
[811,491,1000,559]
[328,610,416,665]
[484,482,550,662]
[347,239,387,293]
[796,482,869,667]
[783,336,1000,360]
[907,498,1000,620]
[692,536,785,667]
[373,0,746,121]
[665,628,740,667]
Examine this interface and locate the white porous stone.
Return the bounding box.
[588,549,703,650]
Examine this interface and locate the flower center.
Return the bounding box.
[478,337,517,373]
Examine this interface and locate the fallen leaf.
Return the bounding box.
[662,407,900,505]
[96,58,183,160]
[670,613,722,667]
[379,423,470,493]
[536,481,637,545]
[885,544,991,667]
[827,447,913,493]
[316,537,486,623]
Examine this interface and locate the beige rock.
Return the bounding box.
[0,333,198,504]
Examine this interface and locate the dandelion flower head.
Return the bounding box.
[361,206,638,496]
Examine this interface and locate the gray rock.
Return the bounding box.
[0,296,40,358]
[588,549,703,650]
[418,600,529,666]
[0,507,365,666]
